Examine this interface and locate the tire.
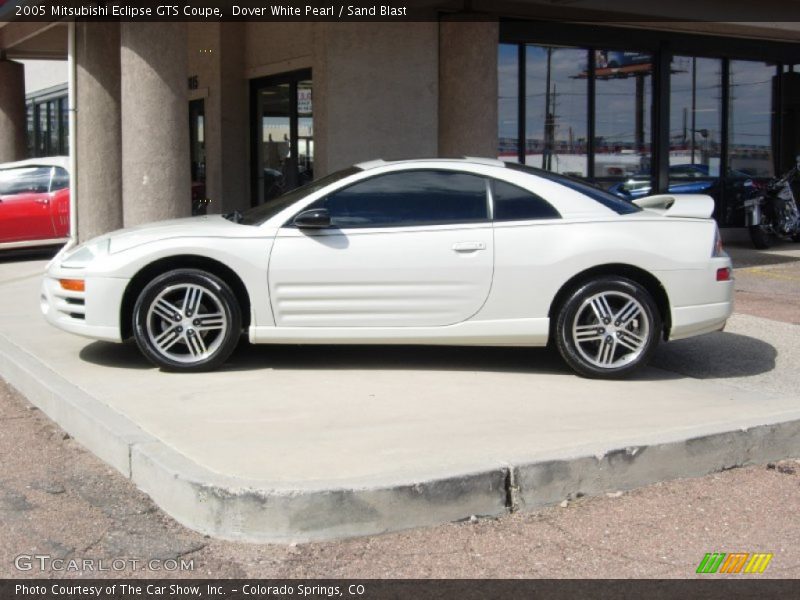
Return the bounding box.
[749,225,773,249]
[791,233,800,243]
[555,276,661,379]
[132,269,242,372]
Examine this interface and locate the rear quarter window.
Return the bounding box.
[506,162,641,215]
[492,179,560,221]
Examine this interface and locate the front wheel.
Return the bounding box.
[749,225,773,249]
[555,277,661,379]
[133,269,242,371]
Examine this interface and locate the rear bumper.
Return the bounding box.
[669,299,733,340]
[41,274,127,343]
[658,256,734,341]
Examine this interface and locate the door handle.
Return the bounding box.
[36,197,50,205]
[452,241,486,252]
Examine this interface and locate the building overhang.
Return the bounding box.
[0,21,67,59]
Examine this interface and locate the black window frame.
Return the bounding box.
[298,168,492,230]
[500,20,799,226]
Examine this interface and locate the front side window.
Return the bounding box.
[240,166,360,226]
[492,179,560,221]
[0,167,52,196]
[316,170,489,228]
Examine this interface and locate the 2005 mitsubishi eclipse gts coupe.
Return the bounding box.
[41,158,733,378]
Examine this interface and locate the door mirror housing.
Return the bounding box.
[294,208,331,229]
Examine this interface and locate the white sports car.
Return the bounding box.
[41,158,733,378]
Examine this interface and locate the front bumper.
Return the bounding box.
[41,274,128,343]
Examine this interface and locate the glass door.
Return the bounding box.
[251,70,313,206]
[189,99,207,215]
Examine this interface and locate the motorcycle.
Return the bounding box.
[742,159,800,249]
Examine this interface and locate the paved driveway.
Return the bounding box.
[0,238,798,575]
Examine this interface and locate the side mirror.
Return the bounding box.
[294,208,331,229]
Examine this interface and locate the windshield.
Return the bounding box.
[506,162,641,215]
[239,166,361,226]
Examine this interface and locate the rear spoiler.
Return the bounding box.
[632,194,715,219]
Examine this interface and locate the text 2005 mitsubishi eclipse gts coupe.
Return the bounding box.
[42,158,733,378]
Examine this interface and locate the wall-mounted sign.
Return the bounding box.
[298,88,312,115]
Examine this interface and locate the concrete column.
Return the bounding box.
[0,59,27,163]
[438,20,498,158]
[314,23,438,176]
[186,22,248,215]
[76,23,123,242]
[120,23,190,226]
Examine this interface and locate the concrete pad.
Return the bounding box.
[0,258,798,542]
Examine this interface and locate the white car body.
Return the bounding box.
[41,158,733,376]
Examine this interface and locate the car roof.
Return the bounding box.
[0,156,70,173]
[354,157,508,170]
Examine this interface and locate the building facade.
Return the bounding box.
[0,5,798,242]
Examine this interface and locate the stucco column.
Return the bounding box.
[76,23,122,242]
[120,23,190,226]
[314,23,438,177]
[438,20,498,158]
[0,59,27,163]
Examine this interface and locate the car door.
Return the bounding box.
[0,166,57,243]
[268,169,494,327]
[48,167,71,238]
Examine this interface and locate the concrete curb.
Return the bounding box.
[2,329,800,543]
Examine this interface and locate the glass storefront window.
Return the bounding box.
[662,57,724,204]
[593,49,652,189]
[496,35,792,226]
[729,60,776,178]
[24,91,69,159]
[36,104,47,156]
[59,98,69,155]
[525,45,588,177]
[26,103,35,157]
[48,100,59,155]
[497,44,519,162]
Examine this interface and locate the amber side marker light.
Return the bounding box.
[59,279,85,292]
[716,267,732,282]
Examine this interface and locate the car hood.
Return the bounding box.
[106,215,267,254]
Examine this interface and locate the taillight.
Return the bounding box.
[716,267,732,282]
[712,225,724,257]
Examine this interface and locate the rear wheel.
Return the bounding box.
[132,269,241,371]
[555,277,661,379]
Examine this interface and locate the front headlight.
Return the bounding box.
[60,238,111,269]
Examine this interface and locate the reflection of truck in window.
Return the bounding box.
[580,51,653,77]
[601,51,651,69]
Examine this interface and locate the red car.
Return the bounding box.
[0,157,70,249]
